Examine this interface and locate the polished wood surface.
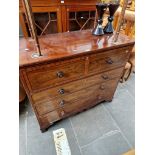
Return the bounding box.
[32,67,124,103]
[19,29,134,132]
[39,78,119,129]
[35,78,119,116]
[19,30,134,67]
[26,57,85,91]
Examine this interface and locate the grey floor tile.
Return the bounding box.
[114,87,134,105]
[81,132,131,155]
[19,114,27,155]
[25,100,35,117]
[19,98,34,117]
[27,115,56,155]
[70,104,120,147]
[121,73,135,98]
[27,116,81,155]
[104,86,135,147]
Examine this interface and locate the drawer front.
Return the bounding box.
[39,110,61,128]
[25,58,85,91]
[35,78,119,116]
[89,47,130,74]
[32,67,124,104]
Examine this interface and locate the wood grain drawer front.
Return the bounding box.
[89,47,130,74]
[32,67,124,104]
[38,78,119,125]
[60,80,119,117]
[39,110,61,128]
[35,78,119,116]
[26,59,85,91]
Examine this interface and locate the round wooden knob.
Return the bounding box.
[57,71,64,78]
[106,58,113,64]
[59,89,65,94]
[102,75,109,80]
[59,100,65,107]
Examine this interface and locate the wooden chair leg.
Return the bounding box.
[120,69,126,83]
[124,61,133,81]
[120,61,132,83]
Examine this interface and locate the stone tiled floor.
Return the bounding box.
[19,74,135,155]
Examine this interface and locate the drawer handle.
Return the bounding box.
[101,75,109,80]
[57,71,64,78]
[106,58,113,64]
[59,89,65,94]
[59,100,65,107]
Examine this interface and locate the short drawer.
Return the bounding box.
[32,67,124,104]
[35,78,119,116]
[25,58,85,91]
[88,46,130,74]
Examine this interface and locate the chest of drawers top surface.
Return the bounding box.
[19,30,134,68]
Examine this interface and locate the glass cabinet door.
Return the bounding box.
[66,6,96,32]
[20,7,62,37]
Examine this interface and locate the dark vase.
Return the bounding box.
[104,3,119,34]
[92,3,107,36]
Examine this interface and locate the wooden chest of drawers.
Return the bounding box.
[19,30,134,132]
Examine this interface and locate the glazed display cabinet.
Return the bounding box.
[19,0,96,37]
[66,6,96,32]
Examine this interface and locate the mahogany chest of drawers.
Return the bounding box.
[19,30,134,132]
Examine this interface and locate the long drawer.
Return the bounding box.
[25,58,85,91]
[88,46,130,74]
[32,67,124,104]
[38,78,119,125]
[35,78,119,116]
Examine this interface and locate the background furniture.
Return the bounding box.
[19,30,134,132]
[123,149,135,155]
[19,0,97,38]
[120,0,135,11]
[113,6,135,82]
